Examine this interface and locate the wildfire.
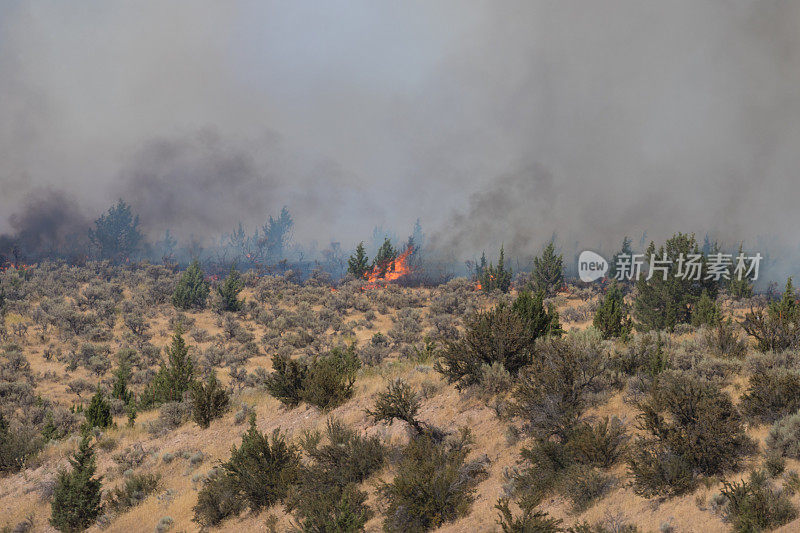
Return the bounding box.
[363,246,414,289]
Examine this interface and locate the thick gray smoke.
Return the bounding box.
[2,2,800,275]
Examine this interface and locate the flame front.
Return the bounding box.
[363,245,414,288]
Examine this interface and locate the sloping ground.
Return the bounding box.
[1,277,800,532]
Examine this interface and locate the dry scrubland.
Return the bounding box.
[1,262,800,532]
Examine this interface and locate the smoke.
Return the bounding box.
[2,2,800,275]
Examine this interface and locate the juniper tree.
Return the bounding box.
[609,236,632,280]
[511,289,563,341]
[373,238,396,277]
[633,233,718,331]
[218,264,243,312]
[530,240,563,297]
[347,242,370,278]
[743,277,800,352]
[728,243,754,299]
[84,390,112,429]
[111,360,133,406]
[88,199,143,263]
[593,281,631,339]
[479,245,512,293]
[691,289,720,327]
[141,329,195,407]
[191,372,230,429]
[172,259,210,310]
[50,433,103,532]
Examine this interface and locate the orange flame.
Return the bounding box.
[363,246,414,289]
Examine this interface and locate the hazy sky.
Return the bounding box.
[2,1,800,263]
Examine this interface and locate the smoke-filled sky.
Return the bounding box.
[2,1,800,264]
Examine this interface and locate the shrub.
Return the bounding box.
[721,470,797,532]
[287,419,384,531]
[367,379,429,436]
[436,304,532,389]
[191,372,230,429]
[264,346,360,411]
[699,318,747,359]
[50,434,103,532]
[193,416,300,526]
[0,412,42,474]
[628,371,751,497]
[379,431,486,532]
[568,416,629,468]
[84,390,113,429]
[560,466,615,512]
[172,260,209,310]
[495,498,563,533]
[510,333,608,441]
[742,278,800,352]
[108,472,160,513]
[766,411,800,459]
[301,346,360,410]
[263,353,307,407]
[740,368,800,423]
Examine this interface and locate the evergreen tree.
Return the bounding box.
[511,289,563,340]
[593,280,632,339]
[262,207,293,261]
[111,360,133,406]
[141,329,195,406]
[729,243,754,299]
[84,390,112,429]
[347,242,370,279]
[218,264,243,312]
[691,289,721,327]
[609,236,633,280]
[50,433,103,532]
[172,259,210,309]
[373,238,397,277]
[479,245,512,293]
[633,233,718,331]
[530,240,563,297]
[88,199,143,262]
[191,372,230,429]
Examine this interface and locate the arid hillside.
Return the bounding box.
[1,262,800,533]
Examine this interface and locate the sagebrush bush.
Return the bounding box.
[766,411,800,459]
[495,498,563,533]
[721,470,797,532]
[0,412,42,474]
[740,368,800,422]
[108,472,160,512]
[379,431,486,532]
[568,416,629,468]
[560,465,615,512]
[628,371,751,497]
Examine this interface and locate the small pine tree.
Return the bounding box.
[593,281,632,339]
[691,289,721,327]
[191,372,230,429]
[172,259,210,310]
[84,390,112,429]
[729,243,754,299]
[141,329,195,407]
[609,236,633,280]
[530,240,563,297]
[347,242,370,278]
[373,238,397,278]
[50,433,103,532]
[111,361,133,406]
[480,245,512,293]
[218,264,243,312]
[511,289,563,340]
